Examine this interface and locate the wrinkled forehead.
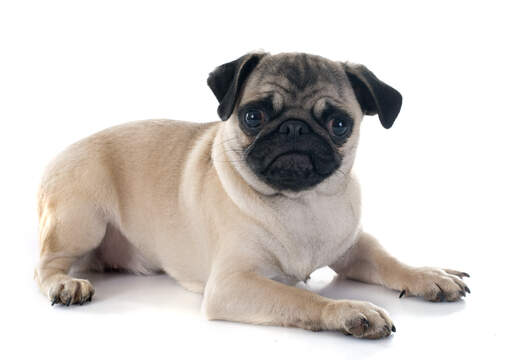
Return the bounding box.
[241,53,354,115]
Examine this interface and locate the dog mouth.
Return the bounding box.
[264,151,313,173]
[260,151,331,191]
[245,134,342,191]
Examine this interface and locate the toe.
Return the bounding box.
[48,283,64,306]
[360,308,393,339]
[443,269,470,279]
[346,315,369,337]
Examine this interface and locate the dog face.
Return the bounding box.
[208,52,402,193]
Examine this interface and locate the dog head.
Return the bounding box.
[208,52,402,194]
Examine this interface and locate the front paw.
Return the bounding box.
[399,267,470,302]
[322,300,396,339]
[48,277,94,306]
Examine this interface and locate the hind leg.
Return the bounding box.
[35,201,107,305]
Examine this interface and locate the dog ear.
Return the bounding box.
[344,63,402,129]
[207,52,267,121]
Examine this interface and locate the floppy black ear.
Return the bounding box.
[207,52,267,121]
[345,64,402,129]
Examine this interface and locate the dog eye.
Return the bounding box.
[244,109,265,128]
[328,116,349,137]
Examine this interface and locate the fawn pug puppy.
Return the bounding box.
[35,52,470,339]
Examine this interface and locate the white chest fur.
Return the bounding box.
[260,177,362,283]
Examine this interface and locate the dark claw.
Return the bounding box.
[391,325,396,332]
[462,272,470,278]
[399,290,406,298]
[65,297,71,306]
[51,297,58,306]
[435,283,445,302]
[459,291,466,297]
[455,282,466,293]
[361,317,370,331]
[465,286,471,294]
[79,295,88,305]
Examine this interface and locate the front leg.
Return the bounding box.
[203,267,396,339]
[330,232,470,302]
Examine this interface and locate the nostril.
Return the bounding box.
[279,120,311,137]
[279,122,291,135]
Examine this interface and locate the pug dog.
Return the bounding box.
[35,52,470,339]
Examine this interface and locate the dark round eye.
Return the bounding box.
[244,109,265,128]
[329,116,349,137]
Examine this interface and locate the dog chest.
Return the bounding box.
[266,189,361,282]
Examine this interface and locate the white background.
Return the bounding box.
[1,0,510,359]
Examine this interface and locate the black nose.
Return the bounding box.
[279,120,311,138]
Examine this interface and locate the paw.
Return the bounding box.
[323,300,395,339]
[399,267,470,302]
[48,278,94,306]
